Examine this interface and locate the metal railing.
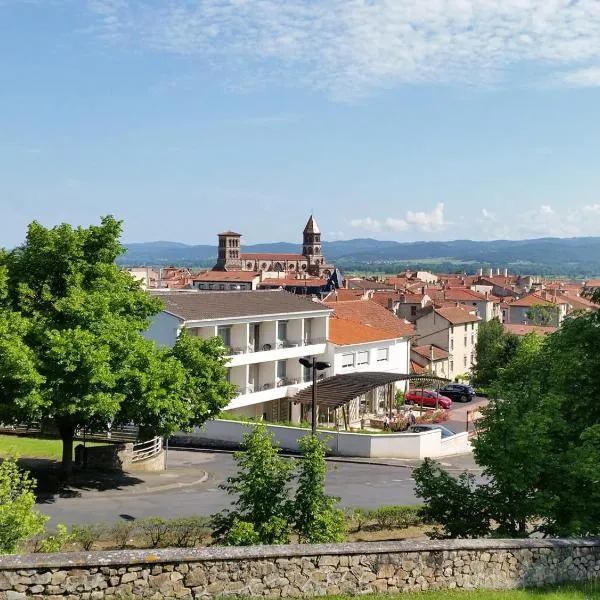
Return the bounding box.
[131,436,163,463]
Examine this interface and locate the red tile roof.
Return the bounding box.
[328,317,402,346]
[503,324,557,336]
[218,231,242,236]
[410,360,427,374]
[412,345,450,361]
[430,288,487,302]
[259,278,329,287]
[434,305,480,325]
[509,293,562,308]
[323,289,367,301]
[192,271,260,282]
[323,299,415,337]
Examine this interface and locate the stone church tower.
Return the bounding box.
[302,215,323,276]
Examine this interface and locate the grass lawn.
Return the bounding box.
[0,434,104,460]
[329,585,600,600]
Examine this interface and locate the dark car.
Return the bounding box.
[407,424,457,438]
[438,383,475,403]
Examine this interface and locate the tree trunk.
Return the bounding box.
[58,423,76,479]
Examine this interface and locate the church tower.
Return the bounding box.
[302,215,322,276]
[214,231,242,271]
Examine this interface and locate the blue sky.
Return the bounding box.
[2,0,600,247]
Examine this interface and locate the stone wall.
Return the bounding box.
[0,539,599,599]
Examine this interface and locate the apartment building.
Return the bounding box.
[190,271,260,291]
[414,305,480,379]
[504,293,569,327]
[430,288,500,322]
[145,290,330,422]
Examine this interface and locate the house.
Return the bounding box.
[504,293,569,327]
[410,345,451,379]
[429,288,499,321]
[395,293,432,323]
[414,305,480,379]
[145,290,330,422]
[190,271,261,291]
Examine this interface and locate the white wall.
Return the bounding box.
[174,419,471,459]
[143,312,181,347]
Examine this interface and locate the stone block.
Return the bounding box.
[5,591,25,600]
[120,572,138,584]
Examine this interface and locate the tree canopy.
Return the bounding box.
[0,216,236,474]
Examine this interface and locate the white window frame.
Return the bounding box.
[357,350,369,366]
[376,348,389,362]
[342,353,355,368]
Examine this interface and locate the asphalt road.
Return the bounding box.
[36,448,481,527]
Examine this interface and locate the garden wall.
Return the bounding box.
[0,538,599,599]
[172,419,471,459]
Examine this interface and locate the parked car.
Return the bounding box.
[407,424,456,438]
[405,389,452,409]
[438,383,476,403]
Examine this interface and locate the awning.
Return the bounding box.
[292,372,449,410]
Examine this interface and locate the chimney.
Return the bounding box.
[496,268,500,276]
[488,268,493,277]
[478,268,483,277]
[503,268,508,277]
[485,291,489,300]
[421,286,426,295]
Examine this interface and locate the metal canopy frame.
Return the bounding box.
[292,372,450,410]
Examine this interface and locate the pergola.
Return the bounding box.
[292,371,449,429]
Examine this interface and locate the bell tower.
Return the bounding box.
[214,231,242,271]
[302,215,322,276]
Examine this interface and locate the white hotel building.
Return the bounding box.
[145,290,412,424]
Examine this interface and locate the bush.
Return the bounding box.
[37,524,74,553]
[167,517,210,548]
[368,505,423,530]
[139,517,171,548]
[345,507,368,532]
[71,523,106,551]
[221,519,261,546]
[110,521,137,550]
[0,456,49,553]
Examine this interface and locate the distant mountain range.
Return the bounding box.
[119,237,600,277]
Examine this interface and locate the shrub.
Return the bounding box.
[345,507,368,532]
[221,519,261,546]
[37,524,74,553]
[139,517,171,548]
[0,456,48,553]
[110,521,137,550]
[167,517,210,548]
[368,505,423,530]
[71,523,106,551]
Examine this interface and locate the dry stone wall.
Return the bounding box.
[0,539,599,599]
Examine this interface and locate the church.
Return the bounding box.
[212,215,334,278]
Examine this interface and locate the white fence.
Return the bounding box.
[131,436,163,463]
[172,420,471,459]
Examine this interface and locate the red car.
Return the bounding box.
[405,389,452,409]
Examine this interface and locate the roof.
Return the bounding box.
[328,317,402,346]
[192,271,259,282]
[412,345,450,361]
[503,324,557,336]
[430,288,487,302]
[153,290,330,321]
[303,215,320,234]
[434,305,480,325]
[259,278,329,288]
[292,372,449,409]
[410,360,427,374]
[218,231,242,236]
[323,299,415,338]
[347,279,396,291]
[323,289,365,302]
[585,279,600,287]
[509,294,561,308]
[241,253,306,261]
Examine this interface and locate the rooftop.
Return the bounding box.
[303,215,320,234]
[412,344,450,361]
[192,271,260,282]
[241,253,306,261]
[433,305,480,325]
[503,324,557,336]
[153,290,330,321]
[328,317,402,346]
[218,231,242,237]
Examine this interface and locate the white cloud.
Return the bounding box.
[540,204,554,215]
[351,204,447,234]
[5,0,600,98]
[481,208,496,221]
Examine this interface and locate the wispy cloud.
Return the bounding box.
[350,203,447,235]
[4,0,600,98]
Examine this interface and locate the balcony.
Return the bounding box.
[227,340,327,367]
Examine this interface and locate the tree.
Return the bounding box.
[525,304,559,326]
[211,424,294,545]
[0,217,236,475]
[0,457,48,553]
[293,435,346,543]
[472,318,520,387]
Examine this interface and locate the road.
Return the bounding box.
[36,447,481,527]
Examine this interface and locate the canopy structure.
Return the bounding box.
[292,372,449,410]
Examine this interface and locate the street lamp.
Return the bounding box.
[299,357,331,435]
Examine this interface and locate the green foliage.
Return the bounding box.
[71,523,106,551]
[413,459,492,539]
[525,303,559,326]
[109,521,136,549]
[219,519,261,546]
[167,517,210,548]
[139,517,171,548]
[211,424,294,545]
[0,456,48,553]
[293,435,346,543]
[472,318,521,387]
[344,507,368,532]
[0,217,235,474]
[37,524,74,553]
[367,505,423,530]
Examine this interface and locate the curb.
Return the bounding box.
[38,471,209,501]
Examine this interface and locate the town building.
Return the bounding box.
[212,216,334,277]
[503,293,569,327]
[410,344,451,378]
[190,271,260,291]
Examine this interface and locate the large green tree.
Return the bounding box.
[525,304,559,326]
[0,217,235,475]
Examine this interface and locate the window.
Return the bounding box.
[464,355,467,367]
[277,360,287,379]
[342,353,354,368]
[357,351,369,366]
[277,321,288,341]
[464,336,467,346]
[219,284,226,290]
[450,360,454,372]
[471,334,475,345]
[471,353,475,364]
[450,339,454,351]
[377,348,388,362]
[410,306,417,316]
[217,326,231,347]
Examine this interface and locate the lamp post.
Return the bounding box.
[299,357,331,435]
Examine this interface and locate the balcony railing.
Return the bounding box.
[227,337,328,357]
